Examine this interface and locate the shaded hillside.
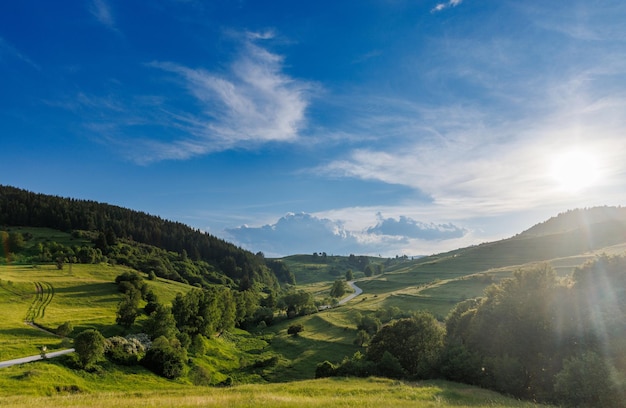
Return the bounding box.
[0,185,290,289]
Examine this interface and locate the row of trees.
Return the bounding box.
[318,257,626,407]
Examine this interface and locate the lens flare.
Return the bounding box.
[550,150,601,193]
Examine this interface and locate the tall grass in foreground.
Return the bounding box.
[0,377,548,408]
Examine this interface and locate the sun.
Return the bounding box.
[549,150,601,193]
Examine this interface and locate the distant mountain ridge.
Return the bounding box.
[520,206,626,237]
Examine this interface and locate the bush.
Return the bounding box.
[315,361,337,378]
[554,352,624,408]
[74,329,106,369]
[287,324,304,337]
[189,365,212,386]
[366,312,444,379]
[105,336,146,366]
[142,336,187,379]
[56,321,74,337]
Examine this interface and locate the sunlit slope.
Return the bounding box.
[0,263,191,361]
[325,207,626,318]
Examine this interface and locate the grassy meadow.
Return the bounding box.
[0,362,549,408]
[0,263,190,361]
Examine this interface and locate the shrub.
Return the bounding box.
[554,352,624,408]
[142,336,187,379]
[189,365,212,386]
[315,361,337,378]
[287,324,304,337]
[105,336,146,366]
[366,312,444,379]
[74,329,106,369]
[56,321,74,337]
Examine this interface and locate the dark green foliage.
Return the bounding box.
[441,259,626,405]
[104,336,145,366]
[7,231,25,252]
[329,279,347,298]
[170,286,247,337]
[366,312,444,379]
[363,263,383,277]
[142,336,187,379]
[0,185,282,289]
[280,290,316,318]
[251,306,275,326]
[345,269,354,281]
[266,260,296,285]
[353,330,370,347]
[143,304,178,340]
[74,329,106,369]
[287,324,304,336]
[115,271,148,297]
[315,360,337,378]
[56,321,74,337]
[554,352,623,408]
[189,364,212,386]
[190,334,209,356]
[144,300,159,316]
[116,293,140,328]
[356,315,382,336]
[376,351,407,379]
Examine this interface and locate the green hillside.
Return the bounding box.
[1,197,625,406]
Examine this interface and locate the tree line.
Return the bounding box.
[0,185,295,289]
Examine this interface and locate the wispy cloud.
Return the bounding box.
[89,0,118,32]
[137,36,313,161]
[431,0,463,13]
[63,33,314,163]
[0,37,39,69]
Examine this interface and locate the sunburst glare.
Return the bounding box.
[550,150,602,193]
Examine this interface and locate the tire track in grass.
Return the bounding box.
[25,281,55,323]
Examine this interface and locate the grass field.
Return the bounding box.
[0,360,549,408]
[0,263,190,361]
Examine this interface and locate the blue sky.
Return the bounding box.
[2,1,626,257]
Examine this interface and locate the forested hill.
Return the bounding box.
[0,185,293,288]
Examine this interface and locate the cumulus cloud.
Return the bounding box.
[367,213,466,240]
[225,213,357,256]
[224,211,468,257]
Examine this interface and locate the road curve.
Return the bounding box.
[337,281,363,305]
[0,348,74,369]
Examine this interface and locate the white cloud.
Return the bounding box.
[367,213,466,240]
[224,211,470,257]
[431,0,463,13]
[0,37,39,69]
[89,0,117,32]
[138,39,313,161]
[65,35,314,163]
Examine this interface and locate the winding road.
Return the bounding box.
[0,348,74,369]
[337,280,364,305]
